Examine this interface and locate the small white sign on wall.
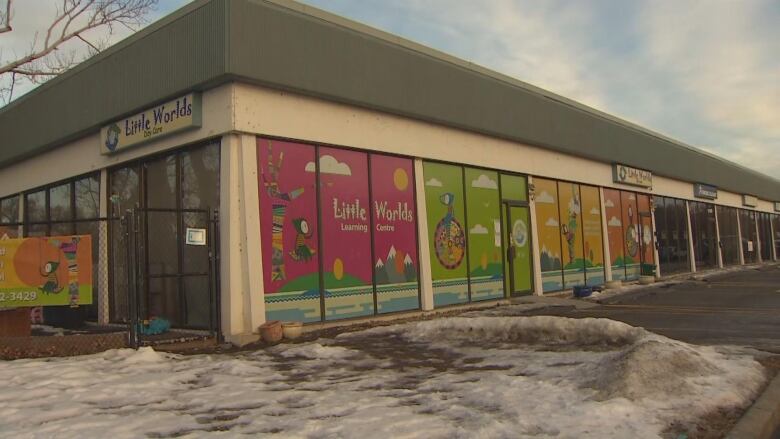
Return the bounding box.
[186,228,207,246]
[747,241,754,252]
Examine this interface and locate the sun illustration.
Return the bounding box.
[333,258,344,280]
[393,168,409,191]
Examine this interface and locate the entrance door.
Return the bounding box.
[505,204,532,295]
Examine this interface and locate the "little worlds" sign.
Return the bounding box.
[100,93,201,154]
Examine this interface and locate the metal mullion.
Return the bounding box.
[367,154,378,315]
[461,166,472,302]
[176,153,186,326]
[555,182,565,291]
[497,173,506,298]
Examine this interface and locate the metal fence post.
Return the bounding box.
[125,209,139,349]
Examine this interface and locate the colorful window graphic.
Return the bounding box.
[580,186,605,286]
[423,162,469,307]
[636,194,655,275]
[465,168,504,301]
[534,178,564,292]
[604,189,627,280]
[621,191,641,280]
[557,182,585,288]
[370,155,419,314]
[319,148,374,320]
[259,139,322,323]
[259,139,421,323]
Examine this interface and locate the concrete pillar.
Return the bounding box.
[414,159,434,310]
[736,211,745,265]
[714,205,724,269]
[598,187,612,282]
[771,216,778,261]
[239,134,265,331]
[528,176,544,296]
[755,214,763,263]
[686,201,696,273]
[650,197,661,278]
[219,133,257,345]
[97,169,110,324]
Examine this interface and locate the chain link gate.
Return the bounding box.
[124,207,220,348]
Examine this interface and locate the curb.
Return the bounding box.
[726,371,780,439]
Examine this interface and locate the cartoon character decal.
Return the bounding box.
[263,142,305,281]
[626,205,639,258]
[434,192,466,269]
[560,186,581,264]
[289,218,316,262]
[57,237,81,306]
[39,261,63,295]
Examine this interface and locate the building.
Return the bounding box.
[0,0,778,345]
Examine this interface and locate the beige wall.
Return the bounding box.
[0,84,234,198]
[233,83,777,213]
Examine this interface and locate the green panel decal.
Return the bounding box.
[464,168,504,301]
[423,162,468,307]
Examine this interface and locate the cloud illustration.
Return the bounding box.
[425,178,443,187]
[535,191,555,204]
[545,217,559,227]
[608,216,622,227]
[604,199,615,208]
[469,224,489,234]
[305,155,352,176]
[471,174,498,190]
[589,207,600,215]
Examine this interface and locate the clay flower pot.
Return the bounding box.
[282,321,304,340]
[259,320,283,343]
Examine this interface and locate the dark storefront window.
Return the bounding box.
[0,195,20,238]
[757,213,773,262]
[717,206,740,266]
[654,196,690,275]
[739,210,758,263]
[108,141,220,328]
[689,201,718,270]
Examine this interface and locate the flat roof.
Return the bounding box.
[0,0,778,200]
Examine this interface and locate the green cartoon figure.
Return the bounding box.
[288,218,316,262]
[39,261,63,295]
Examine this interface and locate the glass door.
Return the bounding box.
[505,204,532,295]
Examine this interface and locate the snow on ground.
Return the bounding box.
[0,316,768,439]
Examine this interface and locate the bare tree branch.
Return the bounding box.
[0,0,157,102]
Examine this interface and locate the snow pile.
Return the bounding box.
[0,316,768,438]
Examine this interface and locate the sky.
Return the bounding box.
[2,0,778,180]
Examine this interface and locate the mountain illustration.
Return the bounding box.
[375,245,417,285]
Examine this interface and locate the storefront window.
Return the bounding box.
[534,178,564,292]
[581,186,605,286]
[0,195,20,238]
[716,206,740,266]
[259,140,321,323]
[690,201,718,270]
[501,174,532,295]
[758,213,773,262]
[464,168,504,301]
[603,189,625,280]
[653,196,690,275]
[739,210,758,263]
[370,154,419,313]
[319,147,374,320]
[557,182,586,288]
[424,162,469,306]
[259,139,421,322]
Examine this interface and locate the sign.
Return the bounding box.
[185,228,207,246]
[774,202,780,212]
[101,92,201,154]
[693,183,718,200]
[0,235,93,308]
[612,164,653,189]
[743,195,758,208]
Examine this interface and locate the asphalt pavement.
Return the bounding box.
[522,263,780,353]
